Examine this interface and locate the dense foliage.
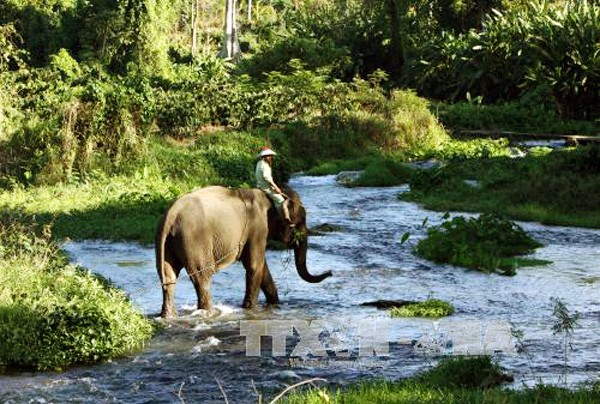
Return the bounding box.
[1,1,598,189]
[0,213,153,370]
[406,0,600,119]
[414,213,545,275]
[0,55,450,186]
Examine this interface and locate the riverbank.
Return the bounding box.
[0,214,153,371]
[401,145,600,229]
[284,356,600,403]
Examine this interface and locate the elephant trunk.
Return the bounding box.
[294,235,332,283]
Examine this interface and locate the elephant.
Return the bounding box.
[155,185,332,318]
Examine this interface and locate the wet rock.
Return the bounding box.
[309,223,343,236]
[403,159,442,170]
[361,299,417,309]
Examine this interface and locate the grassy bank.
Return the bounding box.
[403,145,600,229]
[0,214,153,371]
[283,356,600,403]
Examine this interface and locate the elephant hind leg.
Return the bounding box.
[160,256,183,318]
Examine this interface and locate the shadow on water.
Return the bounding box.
[2,174,600,403]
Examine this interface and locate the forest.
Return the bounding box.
[1,0,599,186]
[1,1,600,398]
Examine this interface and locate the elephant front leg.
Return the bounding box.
[242,266,263,309]
[261,263,279,305]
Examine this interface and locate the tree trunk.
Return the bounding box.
[388,0,406,80]
[219,0,240,60]
[191,0,197,55]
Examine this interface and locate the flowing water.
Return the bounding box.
[2,174,599,403]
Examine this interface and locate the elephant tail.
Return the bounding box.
[155,207,178,287]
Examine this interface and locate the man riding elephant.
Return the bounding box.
[255,146,293,226]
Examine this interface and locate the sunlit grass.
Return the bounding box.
[403,146,600,229]
[390,299,455,318]
[0,215,153,371]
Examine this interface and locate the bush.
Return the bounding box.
[407,0,600,120]
[435,99,599,135]
[0,63,157,186]
[350,158,414,187]
[417,356,507,389]
[435,138,512,161]
[0,213,153,370]
[414,213,546,276]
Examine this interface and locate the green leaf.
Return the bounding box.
[400,232,410,245]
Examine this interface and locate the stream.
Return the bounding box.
[1,174,599,403]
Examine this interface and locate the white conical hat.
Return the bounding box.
[258,147,277,158]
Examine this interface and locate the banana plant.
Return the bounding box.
[525,0,600,119]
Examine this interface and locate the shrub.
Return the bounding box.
[0,64,157,185]
[350,158,414,187]
[436,138,512,161]
[0,213,153,371]
[414,213,546,275]
[434,99,599,135]
[417,356,507,389]
[407,0,600,120]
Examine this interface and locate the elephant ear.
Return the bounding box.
[286,189,305,225]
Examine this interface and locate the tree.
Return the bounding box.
[220,0,241,59]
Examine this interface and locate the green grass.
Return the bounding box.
[414,213,548,276]
[390,299,455,318]
[0,214,153,371]
[283,356,600,403]
[305,156,378,176]
[434,100,600,136]
[0,133,276,243]
[403,146,600,229]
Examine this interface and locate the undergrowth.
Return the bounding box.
[414,213,547,276]
[403,145,600,229]
[0,213,153,371]
[283,355,600,403]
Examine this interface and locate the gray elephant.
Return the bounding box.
[155,185,332,317]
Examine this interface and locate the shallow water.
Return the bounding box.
[1,175,599,402]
